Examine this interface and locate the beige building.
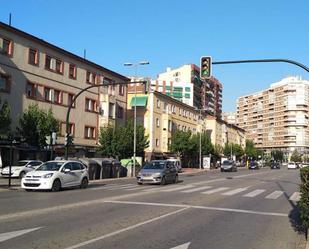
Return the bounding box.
[127,91,202,160]
[236,76,309,156]
[206,115,246,149]
[0,21,128,155]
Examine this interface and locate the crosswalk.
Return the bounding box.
[89,183,301,202]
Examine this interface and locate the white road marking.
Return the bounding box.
[201,187,230,194]
[0,227,43,243]
[243,189,266,197]
[289,192,300,202]
[91,184,135,191]
[65,207,189,249]
[104,200,288,217]
[181,186,212,193]
[265,191,284,199]
[142,187,161,192]
[170,242,191,249]
[221,187,250,196]
[161,185,195,192]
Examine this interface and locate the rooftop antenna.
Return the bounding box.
[83,49,86,59]
[9,13,12,26]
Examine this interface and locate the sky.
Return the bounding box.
[1,0,308,112]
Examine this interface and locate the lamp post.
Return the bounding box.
[195,108,206,170]
[124,61,149,177]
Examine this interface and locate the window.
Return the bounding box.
[168,120,172,132]
[117,105,124,119]
[44,87,52,101]
[45,55,63,74]
[72,162,82,171]
[85,126,96,139]
[85,98,97,112]
[54,90,62,104]
[156,139,160,147]
[86,71,96,84]
[0,73,11,93]
[68,94,75,107]
[109,103,115,118]
[69,64,77,79]
[156,99,160,108]
[60,122,75,136]
[108,85,115,95]
[156,118,160,127]
[1,38,13,56]
[26,82,36,98]
[28,48,39,66]
[119,85,125,96]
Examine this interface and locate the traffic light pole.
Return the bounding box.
[212,59,309,73]
[64,81,145,160]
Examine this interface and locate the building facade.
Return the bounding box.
[0,22,128,155]
[150,64,222,118]
[236,76,309,157]
[127,91,202,160]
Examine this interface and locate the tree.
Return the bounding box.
[290,149,302,162]
[18,104,59,147]
[0,98,11,138]
[271,150,284,161]
[213,144,223,157]
[170,130,192,158]
[97,120,149,160]
[245,139,258,159]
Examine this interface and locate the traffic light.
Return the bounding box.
[200,56,212,79]
[65,133,73,147]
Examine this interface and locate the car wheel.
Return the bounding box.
[161,176,167,185]
[137,182,143,185]
[80,177,88,189]
[173,174,178,184]
[51,179,61,192]
[19,171,26,179]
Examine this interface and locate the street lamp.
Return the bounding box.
[195,108,206,170]
[124,61,149,177]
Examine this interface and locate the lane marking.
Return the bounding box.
[201,187,230,194]
[265,191,284,199]
[221,187,250,196]
[65,207,189,249]
[161,185,195,192]
[181,186,212,193]
[170,242,191,249]
[104,200,288,217]
[289,192,300,202]
[124,186,149,191]
[0,227,43,243]
[243,189,266,197]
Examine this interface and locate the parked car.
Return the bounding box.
[271,162,281,169]
[21,160,89,192]
[302,163,309,168]
[137,160,178,185]
[221,160,237,172]
[166,158,182,173]
[1,160,43,179]
[287,162,298,170]
[249,161,259,170]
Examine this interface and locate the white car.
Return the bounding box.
[1,160,43,179]
[21,160,89,192]
[287,162,298,169]
[166,158,182,172]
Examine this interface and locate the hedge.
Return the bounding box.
[299,167,309,231]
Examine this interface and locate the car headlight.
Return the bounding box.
[43,173,53,178]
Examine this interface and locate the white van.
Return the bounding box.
[166,158,182,173]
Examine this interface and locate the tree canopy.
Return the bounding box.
[0,98,11,139]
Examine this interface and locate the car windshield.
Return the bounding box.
[36,162,64,171]
[143,162,165,170]
[222,161,232,165]
[16,161,29,166]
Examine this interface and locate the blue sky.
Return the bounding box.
[1,0,308,111]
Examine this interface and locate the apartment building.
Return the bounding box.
[236,76,309,157]
[150,64,223,118]
[206,115,245,149]
[222,112,236,125]
[127,91,202,160]
[0,22,128,154]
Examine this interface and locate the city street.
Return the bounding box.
[0,168,306,249]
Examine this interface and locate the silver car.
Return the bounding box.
[137,160,178,185]
[221,160,237,172]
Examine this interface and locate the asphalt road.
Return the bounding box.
[0,168,306,249]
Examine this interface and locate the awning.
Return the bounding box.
[130,96,148,107]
